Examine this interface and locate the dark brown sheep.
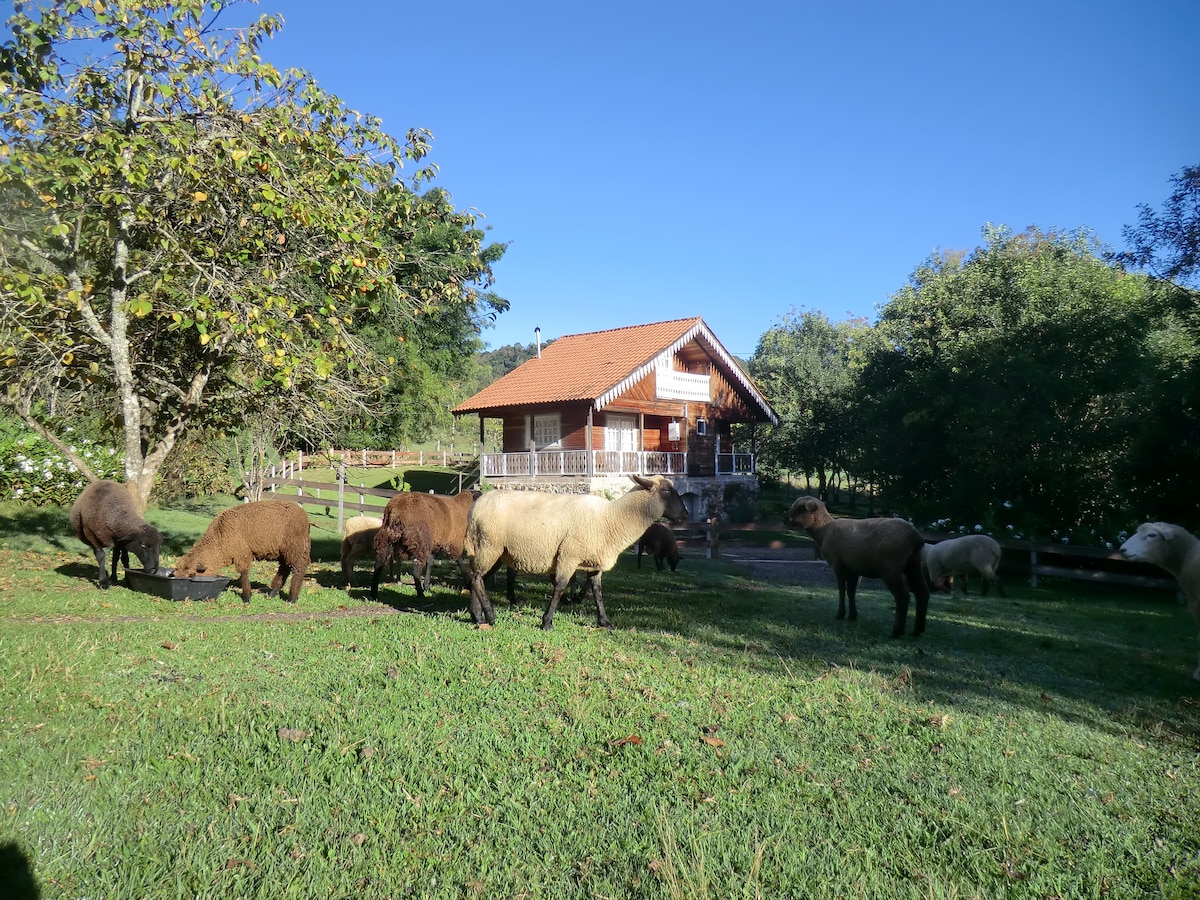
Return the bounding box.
[174,500,311,603]
[787,495,930,638]
[637,522,680,571]
[370,490,481,601]
[69,480,163,590]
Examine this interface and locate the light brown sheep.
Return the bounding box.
[787,495,930,638]
[340,515,390,589]
[465,475,689,630]
[1120,522,1200,681]
[174,500,311,603]
[371,490,480,601]
[69,480,163,589]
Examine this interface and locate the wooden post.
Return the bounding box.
[336,462,346,533]
[1029,549,1038,587]
[706,517,720,559]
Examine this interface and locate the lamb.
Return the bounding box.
[1120,522,1200,681]
[637,522,680,571]
[921,534,1006,598]
[786,495,930,638]
[370,490,481,601]
[173,500,311,603]
[340,515,396,588]
[69,480,163,589]
[464,474,689,630]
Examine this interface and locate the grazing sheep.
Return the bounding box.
[174,500,311,603]
[69,480,163,589]
[637,522,680,571]
[922,534,1006,598]
[1120,522,1200,681]
[787,495,930,638]
[464,474,689,630]
[340,515,396,588]
[370,490,481,601]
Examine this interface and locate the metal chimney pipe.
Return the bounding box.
[535,326,541,358]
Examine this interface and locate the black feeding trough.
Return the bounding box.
[125,569,232,600]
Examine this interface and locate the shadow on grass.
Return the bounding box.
[0,841,39,900]
[591,553,1200,746]
[0,505,75,553]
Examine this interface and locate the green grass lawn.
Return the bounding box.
[1,499,1198,899]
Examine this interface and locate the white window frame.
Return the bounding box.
[532,413,562,449]
[605,413,638,452]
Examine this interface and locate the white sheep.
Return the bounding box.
[1120,522,1200,681]
[921,534,1006,598]
[464,474,689,630]
[787,495,931,638]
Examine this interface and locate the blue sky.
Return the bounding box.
[11,1,1200,358]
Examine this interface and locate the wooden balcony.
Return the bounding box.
[480,449,756,480]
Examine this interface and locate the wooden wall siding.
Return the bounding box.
[499,405,591,452]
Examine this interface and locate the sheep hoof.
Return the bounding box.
[835,611,846,620]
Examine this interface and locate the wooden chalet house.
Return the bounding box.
[453,318,777,515]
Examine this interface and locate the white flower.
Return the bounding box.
[1003,500,1013,509]
[974,524,982,532]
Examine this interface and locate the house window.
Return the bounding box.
[695,417,707,436]
[532,413,561,449]
[605,414,638,452]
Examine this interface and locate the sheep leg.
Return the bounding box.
[341,549,356,589]
[835,572,860,620]
[655,554,665,571]
[286,561,306,603]
[268,561,290,598]
[885,575,910,638]
[92,546,111,590]
[468,569,496,625]
[412,558,427,599]
[109,544,126,586]
[237,569,253,603]
[506,566,517,602]
[412,556,432,600]
[587,572,613,629]
[912,580,930,637]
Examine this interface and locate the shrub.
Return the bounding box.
[0,420,122,507]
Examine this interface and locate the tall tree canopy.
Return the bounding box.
[749,309,868,498]
[0,0,505,507]
[1114,162,1200,288]
[854,225,1161,537]
[1110,163,1200,522]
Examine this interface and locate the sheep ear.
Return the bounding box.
[1159,525,1176,542]
[630,475,654,491]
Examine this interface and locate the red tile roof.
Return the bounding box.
[454,317,777,423]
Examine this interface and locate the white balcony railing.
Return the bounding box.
[480,449,756,480]
[656,369,710,402]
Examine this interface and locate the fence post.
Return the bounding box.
[1029,549,1038,587]
[706,517,720,559]
[336,462,346,532]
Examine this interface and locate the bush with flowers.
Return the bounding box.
[0,418,123,507]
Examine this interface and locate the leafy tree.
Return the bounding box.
[0,0,503,508]
[749,309,868,498]
[855,225,1160,538]
[1113,162,1200,287]
[1109,164,1200,526]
